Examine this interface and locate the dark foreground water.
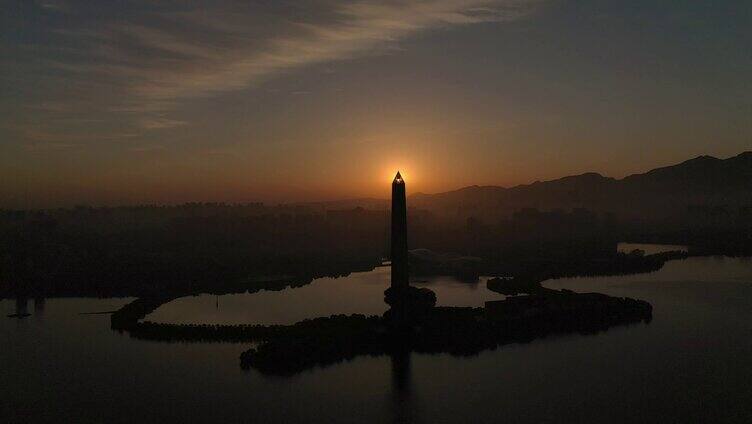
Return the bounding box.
[3,254,752,423]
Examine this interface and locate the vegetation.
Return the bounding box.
[108,280,652,376]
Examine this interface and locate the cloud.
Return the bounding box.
[130,145,166,152]
[23,129,139,143]
[18,1,541,133]
[30,102,74,113]
[125,1,537,104]
[24,142,80,151]
[138,117,188,129]
[37,0,69,12]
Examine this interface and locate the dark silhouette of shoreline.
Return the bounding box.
[2,151,750,301]
[486,250,691,295]
[105,251,660,376]
[237,291,651,376]
[104,285,651,376]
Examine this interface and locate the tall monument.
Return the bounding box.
[391,171,409,288]
[385,171,435,318]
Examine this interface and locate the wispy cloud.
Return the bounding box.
[24,142,81,151]
[130,145,166,152]
[14,0,541,136]
[36,0,69,12]
[138,117,188,130]
[29,102,74,113]
[23,129,140,143]
[125,1,537,105]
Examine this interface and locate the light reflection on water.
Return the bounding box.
[144,266,504,325]
[3,253,752,423]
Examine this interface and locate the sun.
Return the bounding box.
[385,168,411,185]
[383,159,414,183]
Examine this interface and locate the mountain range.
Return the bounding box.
[409,152,752,222]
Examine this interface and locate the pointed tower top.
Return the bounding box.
[393,171,404,184]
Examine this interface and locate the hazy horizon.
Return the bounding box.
[2,150,747,209]
[3,0,751,208]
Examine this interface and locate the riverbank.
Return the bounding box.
[106,248,738,376]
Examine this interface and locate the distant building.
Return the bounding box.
[391,172,409,288]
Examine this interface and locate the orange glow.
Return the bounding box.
[384,166,413,185]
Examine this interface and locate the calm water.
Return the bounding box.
[3,253,752,423]
[146,267,503,325]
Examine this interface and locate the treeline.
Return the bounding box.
[0,204,386,298]
[523,250,689,280]
[108,287,652,376]
[486,250,689,295]
[110,295,382,344]
[240,291,651,376]
[1,201,747,299]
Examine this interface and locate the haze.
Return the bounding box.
[2,0,751,208]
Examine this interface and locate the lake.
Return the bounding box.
[3,252,752,423]
[145,266,504,325]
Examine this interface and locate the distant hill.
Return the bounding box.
[410,152,752,222]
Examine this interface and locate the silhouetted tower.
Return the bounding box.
[391,172,409,288]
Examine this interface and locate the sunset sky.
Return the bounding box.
[2,0,751,208]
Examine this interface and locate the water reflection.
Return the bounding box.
[146,267,503,326]
[33,297,45,317]
[390,350,418,424]
[15,297,29,316]
[7,297,46,318]
[3,256,752,423]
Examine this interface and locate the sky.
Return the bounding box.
[1,0,751,208]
